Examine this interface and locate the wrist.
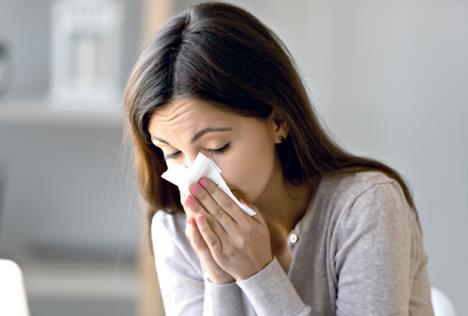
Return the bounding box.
[236,255,275,282]
[207,273,235,284]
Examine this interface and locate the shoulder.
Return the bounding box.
[151,210,188,249]
[323,170,416,239]
[317,170,414,233]
[151,210,203,271]
[339,170,410,211]
[318,170,406,210]
[322,170,401,199]
[151,209,187,233]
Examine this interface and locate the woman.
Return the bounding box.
[124,2,434,315]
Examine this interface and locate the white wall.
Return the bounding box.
[180,0,468,313]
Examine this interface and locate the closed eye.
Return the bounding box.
[164,143,231,160]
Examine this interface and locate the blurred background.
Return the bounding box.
[0,0,466,315]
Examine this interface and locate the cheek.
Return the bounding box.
[220,138,275,202]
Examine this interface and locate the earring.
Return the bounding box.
[278,135,285,143]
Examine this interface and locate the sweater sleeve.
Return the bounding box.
[236,256,312,316]
[151,212,245,316]
[333,181,432,316]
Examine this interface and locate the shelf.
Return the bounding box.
[0,99,124,128]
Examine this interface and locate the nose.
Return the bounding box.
[182,153,199,169]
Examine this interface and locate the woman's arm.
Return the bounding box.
[236,256,312,316]
[151,212,245,316]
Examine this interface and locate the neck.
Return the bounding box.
[254,161,318,240]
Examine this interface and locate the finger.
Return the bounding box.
[195,214,224,255]
[197,178,249,225]
[182,194,209,219]
[186,217,210,253]
[183,194,227,239]
[189,182,239,233]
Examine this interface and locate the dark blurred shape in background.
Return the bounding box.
[0,39,11,99]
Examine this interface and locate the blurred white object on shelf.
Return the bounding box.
[0,259,30,316]
[49,0,123,111]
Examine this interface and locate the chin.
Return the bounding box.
[231,187,264,206]
[229,173,271,205]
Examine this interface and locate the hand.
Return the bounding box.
[184,177,273,281]
[182,194,235,284]
[184,216,235,284]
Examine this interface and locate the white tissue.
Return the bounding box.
[161,152,256,216]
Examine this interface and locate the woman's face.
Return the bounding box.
[148,97,285,203]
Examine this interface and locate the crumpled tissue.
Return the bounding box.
[161,152,256,216]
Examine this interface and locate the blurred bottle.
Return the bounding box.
[50,0,123,112]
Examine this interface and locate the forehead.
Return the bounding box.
[148,97,239,139]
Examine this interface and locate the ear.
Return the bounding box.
[269,110,289,143]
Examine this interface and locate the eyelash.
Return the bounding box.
[164,143,231,160]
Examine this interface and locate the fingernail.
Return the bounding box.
[190,184,200,194]
[196,215,205,225]
[184,195,193,207]
[199,178,209,188]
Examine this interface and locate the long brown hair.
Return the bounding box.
[123,2,422,252]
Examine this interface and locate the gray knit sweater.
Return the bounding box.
[151,171,434,315]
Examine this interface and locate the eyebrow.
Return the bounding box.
[151,127,233,145]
